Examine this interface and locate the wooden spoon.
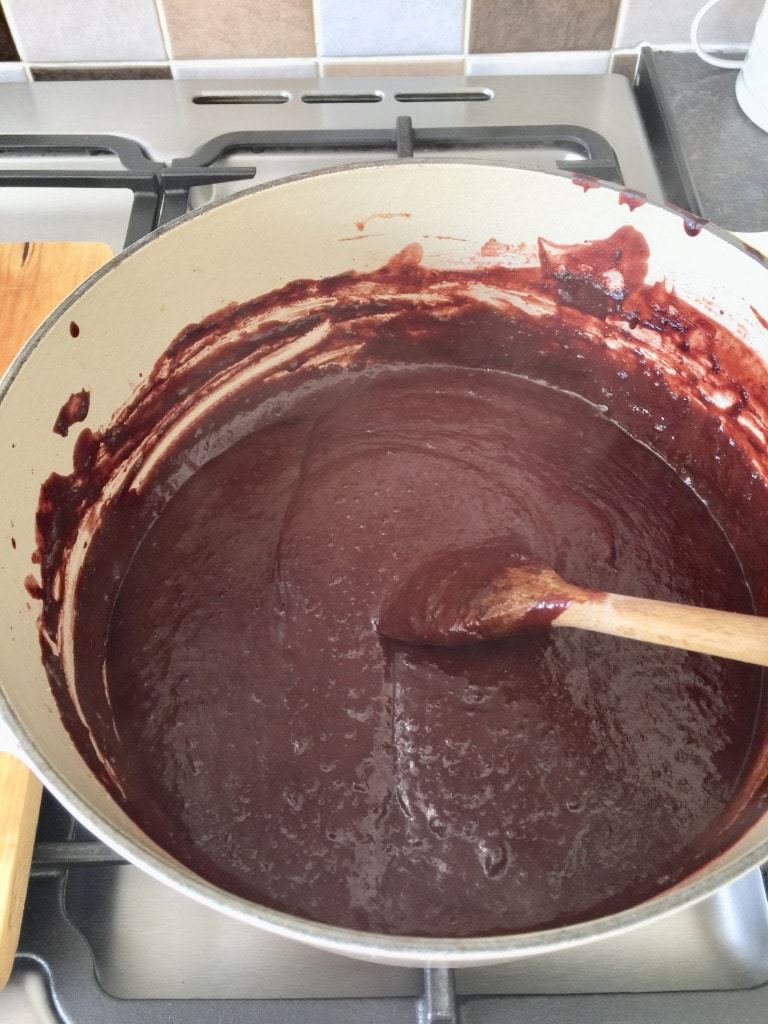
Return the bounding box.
[378,552,768,668]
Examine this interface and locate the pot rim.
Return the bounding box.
[1,159,767,966]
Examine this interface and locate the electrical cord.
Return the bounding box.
[690,0,746,68]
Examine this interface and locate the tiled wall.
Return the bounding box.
[0,0,763,82]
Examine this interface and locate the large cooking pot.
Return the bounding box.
[1,162,768,968]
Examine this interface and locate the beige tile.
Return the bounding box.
[470,0,620,53]
[159,0,316,59]
[616,0,763,46]
[323,57,465,76]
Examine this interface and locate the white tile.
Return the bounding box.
[172,58,318,79]
[0,61,28,82]
[615,0,763,47]
[3,0,167,62]
[316,0,465,57]
[466,51,611,76]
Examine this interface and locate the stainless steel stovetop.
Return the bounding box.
[2,72,767,1024]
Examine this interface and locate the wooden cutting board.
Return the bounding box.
[0,241,112,990]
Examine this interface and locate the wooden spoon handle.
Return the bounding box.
[557,593,768,668]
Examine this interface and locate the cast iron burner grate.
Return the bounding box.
[170,117,623,174]
[0,118,625,247]
[0,134,257,246]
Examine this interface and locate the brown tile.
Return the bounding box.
[31,64,172,80]
[0,6,19,60]
[323,57,465,76]
[470,0,620,53]
[160,0,316,59]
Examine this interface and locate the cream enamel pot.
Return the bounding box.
[1,162,768,968]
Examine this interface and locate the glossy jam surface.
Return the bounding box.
[34,226,768,937]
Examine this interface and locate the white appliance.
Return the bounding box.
[692,0,768,131]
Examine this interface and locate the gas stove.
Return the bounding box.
[2,71,767,1024]
[0,73,663,251]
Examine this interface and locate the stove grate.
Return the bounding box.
[171,115,623,181]
[0,134,256,245]
[0,120,623,250]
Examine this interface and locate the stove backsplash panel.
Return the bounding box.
[0,0,760,84]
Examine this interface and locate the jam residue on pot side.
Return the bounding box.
[29,225,768,939]
[52,389,89,437]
